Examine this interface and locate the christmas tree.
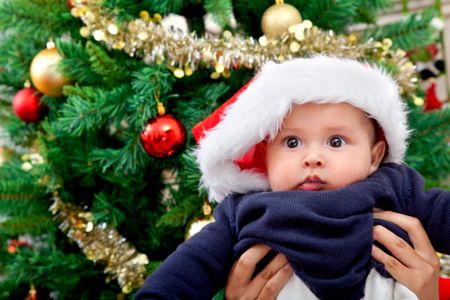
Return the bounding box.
[0,0,449,299]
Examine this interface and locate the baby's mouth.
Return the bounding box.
[299,176,324,191]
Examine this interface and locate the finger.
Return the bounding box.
[373,224,422,269]
[372,244,410,283]
[243,253,288,299]
[373,211,436,263]
[228,244,272,287]
[373,211,431,249]
[257,264,293,300]
[250,252,289,292]
[372,243,439,299]
[227,251,288,300]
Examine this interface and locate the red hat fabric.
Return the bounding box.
[193,56,409,202]
[192,80,253,142]
[192,80,267,174]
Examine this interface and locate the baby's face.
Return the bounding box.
[266,102,385,191]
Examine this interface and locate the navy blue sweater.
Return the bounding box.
[135,164,450,300]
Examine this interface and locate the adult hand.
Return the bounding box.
[372,210,440,300]
[226,211,440,300]
[225,244,293,300]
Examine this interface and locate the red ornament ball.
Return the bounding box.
[140,114,186,158]
[12,88,45,123]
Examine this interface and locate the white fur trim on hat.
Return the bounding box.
[195,56,410,202]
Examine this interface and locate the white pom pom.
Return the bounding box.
[204,12,238,36]
[204,13,223,36]
[161,13,189,35]
[431,17,445,31]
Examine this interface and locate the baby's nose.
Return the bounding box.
[303,152,324,168]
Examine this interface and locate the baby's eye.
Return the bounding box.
[328,136,346,148]
[284,137,301,148]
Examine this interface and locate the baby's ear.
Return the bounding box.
[369,141,386,174]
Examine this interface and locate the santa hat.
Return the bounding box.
[193,56,410,202]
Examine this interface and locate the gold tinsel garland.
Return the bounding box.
[70,0,417,94]
[49,194,149,294]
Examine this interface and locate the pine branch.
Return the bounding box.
[57,40,102,86]
[40,121,99,190]
[354,0,393,24]
[129,65,175,129]
[90,133,148,176]
[0,35,33,89]
[363,0,392,10]
[406,106,450,184]
[138,0,187,15]
[0,85,15,106]
[156,193,203,228]
[409,106,450,136]
[101,0,141,22]
[62,84,98,101]
[100,0,189,20]
[2,248,104,298]
[57,96,98,137]
[56,84,131,137]
[302,0,360,32]
[173,82,230,132]
[0,0,74,38]
[204,0,234,28]
[0,160,30,178]
[91,192,126,227]
[86,41,132,84]
[0,183,36,201]
[0,214,54,235]
[0,161,43,201]
[362,9,437,51]
[0,162,50,221]
[157,153,205,228]
[131,65,175,98]
[0,198,45,216]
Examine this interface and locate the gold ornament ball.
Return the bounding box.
[185,216,215,240]
[261,2,302,39]
[30,48,71,97]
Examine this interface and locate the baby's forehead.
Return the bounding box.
[286,102,371,121]
[277,102,376,135]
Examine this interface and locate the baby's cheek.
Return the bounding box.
[267,175,281,191]
[267,168,293,191]
[333,168,369,188]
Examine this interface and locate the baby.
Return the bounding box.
[135,56,450,300]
